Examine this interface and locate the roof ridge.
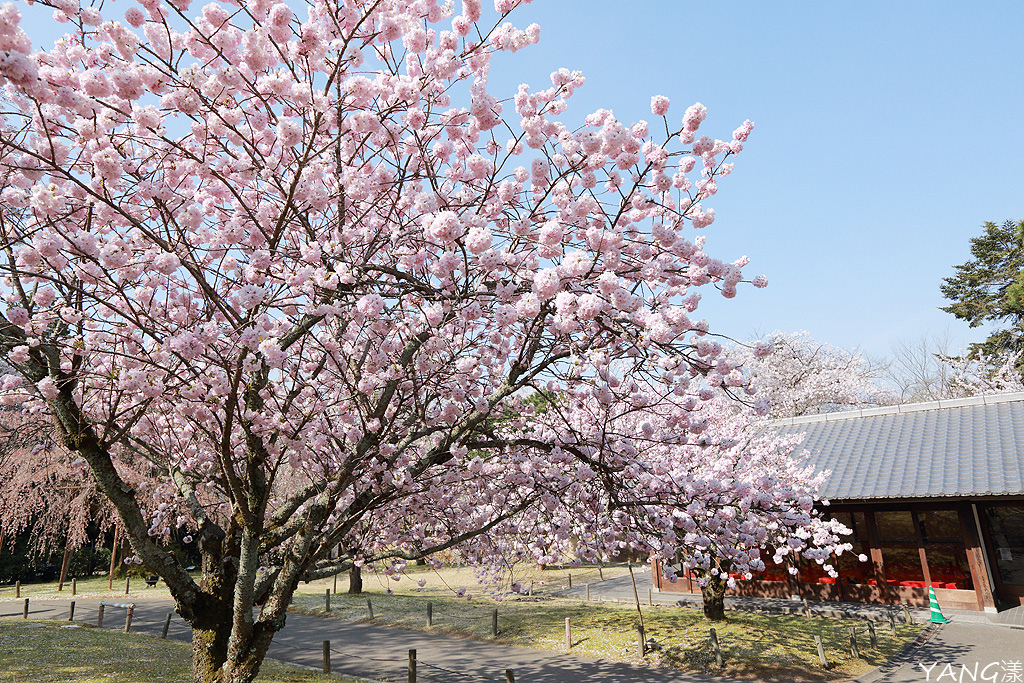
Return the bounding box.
[770,390,1024,427]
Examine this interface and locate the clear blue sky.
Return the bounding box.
[20,1,1024,358]
[486,0,1024,358]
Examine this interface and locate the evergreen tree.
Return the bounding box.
[940,219,1024,364]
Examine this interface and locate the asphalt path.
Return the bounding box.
[1,597,735,683]
[857,623,1024,683]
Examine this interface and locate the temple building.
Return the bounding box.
[653,392,1024,612]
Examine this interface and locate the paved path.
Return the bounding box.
[0,598,734,683]
[855,623,1024,682]
[7,590,1022,683]
[559,571,936,622]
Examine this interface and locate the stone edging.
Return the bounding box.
[851,623,941,683]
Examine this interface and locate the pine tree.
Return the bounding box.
[940,219,1024,363]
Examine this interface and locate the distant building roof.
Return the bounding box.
[773,392,1024,501]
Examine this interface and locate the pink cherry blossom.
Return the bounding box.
[0,1,760,679]
[650,95,670,116]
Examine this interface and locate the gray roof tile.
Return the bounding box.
[774,392,1024,500]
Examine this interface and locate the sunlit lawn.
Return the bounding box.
[0,573,181,601]
[0,619,357,683]
[291,563,922,682]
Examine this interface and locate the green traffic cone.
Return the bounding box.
[928,584,949,624]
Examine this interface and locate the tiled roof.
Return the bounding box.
[773,392,1024,501]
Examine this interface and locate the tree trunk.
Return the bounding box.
[348,564,362,594]
[58,542,72,591]
[108,525,120,591]
[191,623,231,683]
[701,575,727,621]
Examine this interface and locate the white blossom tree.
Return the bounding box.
[731,331,894,418]
[530,391,853,619]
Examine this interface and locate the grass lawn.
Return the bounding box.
[0,619,356,683]
[291,563,923,682]
[0,573,179,601]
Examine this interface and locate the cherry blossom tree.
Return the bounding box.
[885,333,1024,401]
[944,351,1024,396]
[731,331,894,418]
[0,405,139,578]
[0,0,763,680]
[529,391,853,619]
[0,411,90,553]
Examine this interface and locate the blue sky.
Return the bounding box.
[486,1,1024,358]
[20,1,1024,358]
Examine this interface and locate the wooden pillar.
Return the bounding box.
[108,526,120,591]
[911,510,932,589]
[863,511,890,603]
[962,502,998,611]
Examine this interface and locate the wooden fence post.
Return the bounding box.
[637,624,646,658]
[367,597,373,619]
[15,581,19,598]
[162,613,172,639]
[97,604,105,628]
[586,584,590,601]
[867,621,877,649]
[565,618,571,650]
[648,588,653,606]
[568,573,572,588]
[124,605,134,633]
[22,597,28,619]
[815,634,828,668]
[408,648,416,683]
[492,608,498,637]
[505,669,515,683]
[849,625,860,658]
[903,601,913,625]
[709,627,723,668]
[888,611,897,635]
[325,589,331,612]
[426,601,432,627]
[72,578,76,596]
[125,577,130,595]
[803,597,811,618]
[322,641,330,674]
[599,566,604,580]
[333,573,337,595]
[68,601,75,621]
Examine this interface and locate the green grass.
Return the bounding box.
[0,619,357,683]
[0,573,179,601]
[291,564,923,682]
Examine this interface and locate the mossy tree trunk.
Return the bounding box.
[700,574,727,621]
[694,558,731,621]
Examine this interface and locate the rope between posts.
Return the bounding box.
[271,640,403,663]
[314,642,504,681]
[328,646,405,663]
[418,660,499,681]
[0,605,514,683]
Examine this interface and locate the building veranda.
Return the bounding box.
[654,392,1024,612]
